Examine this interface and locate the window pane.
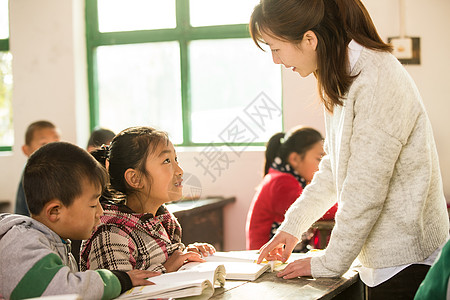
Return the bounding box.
[96,42,183,144]
[190,0,259,27]
[97,0,176,32]
[0,52,13,147]
[190,38,282,144]
[0,0,9,39]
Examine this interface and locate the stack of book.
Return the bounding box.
[116,251,272,300]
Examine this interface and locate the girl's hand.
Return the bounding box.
[163,249,205,272]
[186,242,216,257]
[276,257,312,279]
[126,269,161,286]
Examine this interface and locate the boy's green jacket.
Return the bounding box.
[0,213,121,300]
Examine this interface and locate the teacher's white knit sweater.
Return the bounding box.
[279,47,449,278]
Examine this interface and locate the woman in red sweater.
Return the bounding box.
[246,126,337,251]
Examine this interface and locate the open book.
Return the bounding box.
[116,251,272,299]
[116,263,225,300]
[181,251,271,281]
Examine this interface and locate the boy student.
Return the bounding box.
[15,120,61,216]
[0,142,159,300]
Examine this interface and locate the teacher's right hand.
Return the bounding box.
[257,231,299,264]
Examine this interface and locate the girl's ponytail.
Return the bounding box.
[89,145,110,167]
[264,132,285,176]
[263,127,323,176]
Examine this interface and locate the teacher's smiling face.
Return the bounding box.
[261,30,318,78]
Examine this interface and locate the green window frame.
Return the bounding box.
[0,0,12,152]
[86,0,282,147]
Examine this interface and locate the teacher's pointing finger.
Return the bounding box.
[257,231,299,264]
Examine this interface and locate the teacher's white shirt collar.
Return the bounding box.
[348,39,363,71]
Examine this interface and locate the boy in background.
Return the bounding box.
[0,142,158,299]
[15,120,61,216]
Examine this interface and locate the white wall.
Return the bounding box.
[0,0,89,211]
[364,0,450,203]
[1,0,448,251]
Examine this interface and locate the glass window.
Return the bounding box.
[0,0,9,39]
[87,1,282,146]
[0,53,13,148]
[96,42,183,144]
[190,0,259,27]
[0,0,12,151]
[97,0,176,32]
[189,38,281,143]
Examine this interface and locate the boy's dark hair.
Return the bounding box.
[87,127,116,150]
[264,126,323,175]
[23,142,108,215]
[25,120,57,145]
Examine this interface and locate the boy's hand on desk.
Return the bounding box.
[164,249,205,272]
[186,242,216,257]
[127,269,161,286]
[276,257,312,279]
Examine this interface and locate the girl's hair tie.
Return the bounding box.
[99,144,110,160]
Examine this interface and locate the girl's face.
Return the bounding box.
[291,141,324,183]
[260,30,318,78]
[144,141,184,204]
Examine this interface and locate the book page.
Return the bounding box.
[178,262,226,287]
[182,252,271,281]
[117,279,213,300]
[117,264,223,300]
[202,251,259,263]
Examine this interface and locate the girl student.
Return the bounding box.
[245,126,337,251]
[81,126,215,273]
[251,0,449,298]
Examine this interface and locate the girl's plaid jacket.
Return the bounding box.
[80,201,184,273]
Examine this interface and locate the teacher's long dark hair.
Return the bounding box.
[250,0,392,113]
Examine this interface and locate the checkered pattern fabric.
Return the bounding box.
[80,202,184,273]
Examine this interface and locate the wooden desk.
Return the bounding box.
[0,200,10,213]
[210,268,363,300]
[166,197,235,251]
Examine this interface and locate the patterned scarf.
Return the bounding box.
[271,156,307,189]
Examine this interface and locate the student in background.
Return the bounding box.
[81,126,214,273]
[15,120,61,216]
[252,0,449,298]
[0,142,159,299]
[246,126,337,251]
[87,127,115,153]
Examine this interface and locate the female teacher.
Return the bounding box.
[250,0,449,298]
